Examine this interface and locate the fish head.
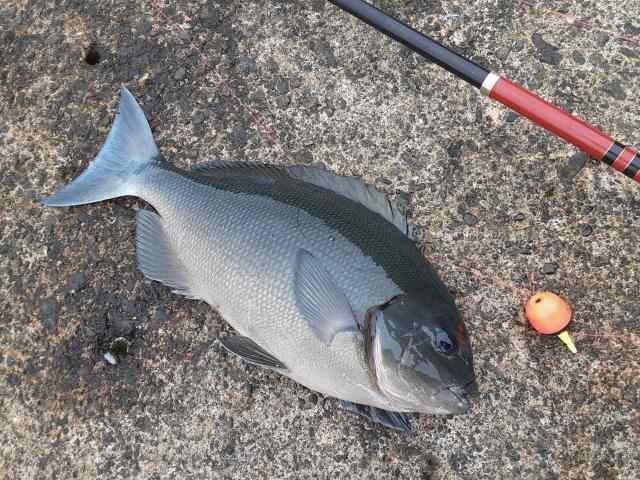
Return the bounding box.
[364,294,476,415]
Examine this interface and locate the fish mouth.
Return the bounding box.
[379,379,478,415]
[437,379,478,414]
[451,378,479,398]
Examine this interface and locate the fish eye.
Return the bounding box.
[435,329,457,355]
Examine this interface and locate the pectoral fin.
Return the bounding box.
[220,335,286,370]
[339,400,412,432]
[294,249,358,345]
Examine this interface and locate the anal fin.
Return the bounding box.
[136,209,197,299]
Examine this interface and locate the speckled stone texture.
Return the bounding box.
[1,1,639,479]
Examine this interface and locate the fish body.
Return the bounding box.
[139,162,402,408]
[43,88,476,429]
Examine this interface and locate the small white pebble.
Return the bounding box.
[103,352,117,365]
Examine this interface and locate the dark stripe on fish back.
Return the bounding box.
[159,162,453,302]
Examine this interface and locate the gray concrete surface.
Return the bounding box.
[1,0,639,478]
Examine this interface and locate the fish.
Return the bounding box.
[42,87,476,431]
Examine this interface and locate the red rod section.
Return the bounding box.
[329,0,640,185]
[490,78,613,159]
[489,77,640,182]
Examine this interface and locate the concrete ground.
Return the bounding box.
[1,0,639,478]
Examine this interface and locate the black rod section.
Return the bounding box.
[328,0,490,89]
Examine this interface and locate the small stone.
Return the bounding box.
[153,308,170,326]
[559,152,588,181]
[66,272,88,292]
[192,111,205,125]
[77,366,90,384]
[623,22,640,36]
[108,309,135,337]
[6,374,21,386]
[464,192,479,207]
[250,89,266,105]
[604,80,626,101]
[595,32,610,46]
[242,383,254,396]
[396,444,422,459]
[408,181,427,192]
[447,141,463,159]
[310,39,337,67]
[230,126,248,147]
[86,236,98,264]
[201,8,221,28]
[581,224,593,237]
[273,78,290,96]
[505,112,519,123]
[39,297,58,330]
[531,33,562,65]
[511,39,525,52]
[223,438,236,455]
[275,95,290,109]
[592,256,609,267]
[542,262,559,275]
[237,56,257,74]
[103,352,118,365]
[294,149,314,164]
[308,393,319,405]
[620,47,639,59]
[302,94,319,112]
[173,67,186,81]
[589,52,608,68]
[571,50,586,65]
[513,212,525,222]
[463,213,478,226]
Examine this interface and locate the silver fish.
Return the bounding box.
[43,88,476,431]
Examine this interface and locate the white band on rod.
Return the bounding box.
[480,72,501,97]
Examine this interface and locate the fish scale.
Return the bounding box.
[137,162,402,407]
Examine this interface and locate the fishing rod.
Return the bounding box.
[328,0,640,184]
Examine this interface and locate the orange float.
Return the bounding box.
[525,292,576,353]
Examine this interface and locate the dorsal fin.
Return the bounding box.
[190,160,286,179]
[190,161,413,238]
[287,165,412,238]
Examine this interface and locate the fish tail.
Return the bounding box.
[42,87,161,207]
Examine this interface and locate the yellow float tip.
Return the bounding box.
[557,330,577,353]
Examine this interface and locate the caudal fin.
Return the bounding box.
[42,87,160,207]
